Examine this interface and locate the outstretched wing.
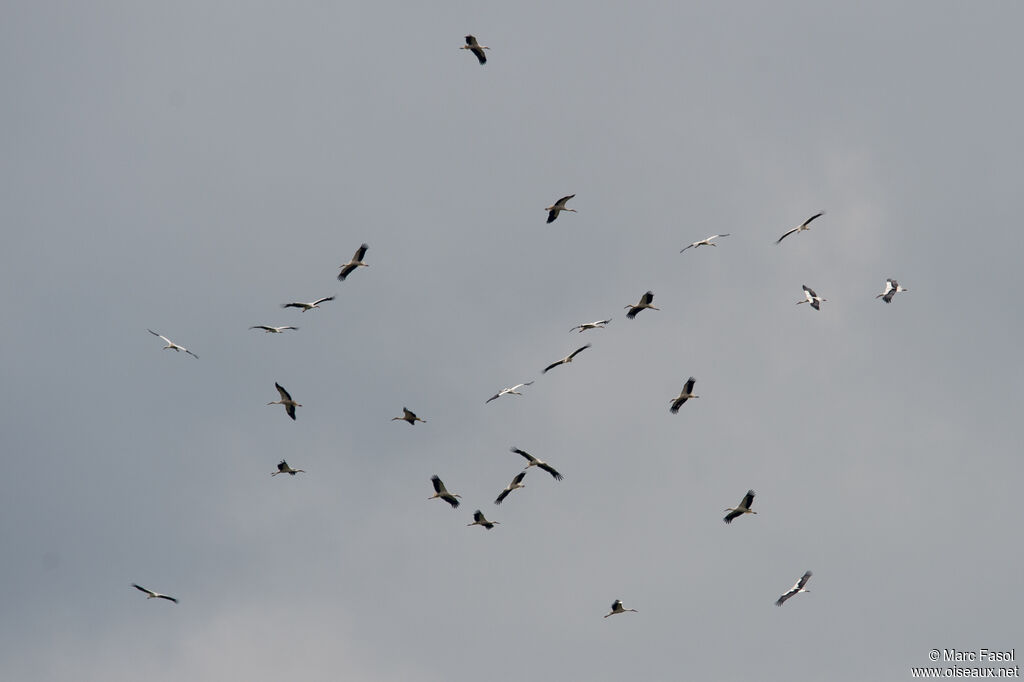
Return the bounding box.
[538,462,563,481]
[510,447,537,465]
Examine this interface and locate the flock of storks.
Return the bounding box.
[134,34,911,616]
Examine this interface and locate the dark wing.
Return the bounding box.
[157,594,179,603]
[538,462,563,481]
[611,599,622,611]
[882,290,895,303]
[275,383,293,402]
[802,285,817,299]
[797,571,813,590]
[801,211,825,228]
[684,377,696,394]
[510,447,537,464]
[185,349,199,359]
[133,584,153,596]
[741,490,756,509]
[354,243,369,261]
[495,488,511,505]
[338,265,356,281]
[485,392,501,403]
[547,209,559,223]
[472,47,487,65]
[626,305,640,319]
[680,243,695,253]
[465,35,478,46]
[281,303,303,309]
[285,403,297,420]
[568,343,591,360]
[775,590,794,606]
[250,326,272,331]
[443,494,460,509]
[641,291,655,306]
[431,475,444,494]
[670,397,685,413]
[542,359,564,374]
[557,194,575,206]
[810,299,820,311]
[724,510,742,524]
[775,227,799,244]
[313,296,335,305]
[473,510,485,523]
[278,460,289,472]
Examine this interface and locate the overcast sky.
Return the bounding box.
[2,3,1023,681]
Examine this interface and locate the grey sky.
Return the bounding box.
[2,2,1022,681]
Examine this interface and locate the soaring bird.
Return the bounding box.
[249,325,298,333]
[147,330,198,359]
[776,571,813,606]
[461,35,489,64]
[545,194,576,223]
[776,212,825,244]
[429,475,461,508]
[267,382,301,421]
[485,382,534,404]
[625,291,659,319]
[272,459,305,476]
[132,584,178,604]
[494,471,527,505]
[723,490,757,524]
[669,377,699,413]
[510,447,563,481]
[797,285,827,311]
[392,407,426,425]
[281,296,335,312]
[876,278,908,303]
[543,343,591,374]
[337,243,369,281]
[680,234,730,253]
[467,509,500,529]
[569,318,611,333]
[604,599,638,618]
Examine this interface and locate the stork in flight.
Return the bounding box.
[485,382,534,404]
[542,343,591,374]
[723,489,757,524]
[797,285,826,311]
[392,407,426,425]
[281,296,335,312]
[670,377,699,413]
[776,212,825,244]
[625,291,659,319]
[272,459,305,476]
[267,382,301,421]
[429,475,461,508]
[775,571,812,606]
[250,325,298,333]
[545,194,576,223]
[461,35,489,64]
[510,447,563,481]
[147,330,198,359]
[876,278,908,303]
[494,471,526,505]
[604,599,638,618]
[569,318,611,333]
[132,584,178,604]
[337,243,369,281]
[680,234,730,253]
[467,510,500,529]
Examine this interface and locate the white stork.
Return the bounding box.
[267,382,301,421]
[876,278,908,303]
[467,510,500,529]
[337,243,369,281]
[250,325,298,333]
[132,584,178,604]
[569,318,611,333]
[680,234,730,253]
[545,194,576,223]
[494,471,526,505]
[670,377,699,413]
[272,459,305,476]
[147,330,198,359]
[723,489,757,524]
[625,291,659,319]
[542,343,591,374]
[776,211,825,244]
[485,381,534,404]
[392,407,426,425]
[461,35,489,65]
[604,599,638,618]
[429,475,461,508]
[775,571,812,606]
[510,447,563,480]
[797,285,827,311]
[281,296,335,312]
